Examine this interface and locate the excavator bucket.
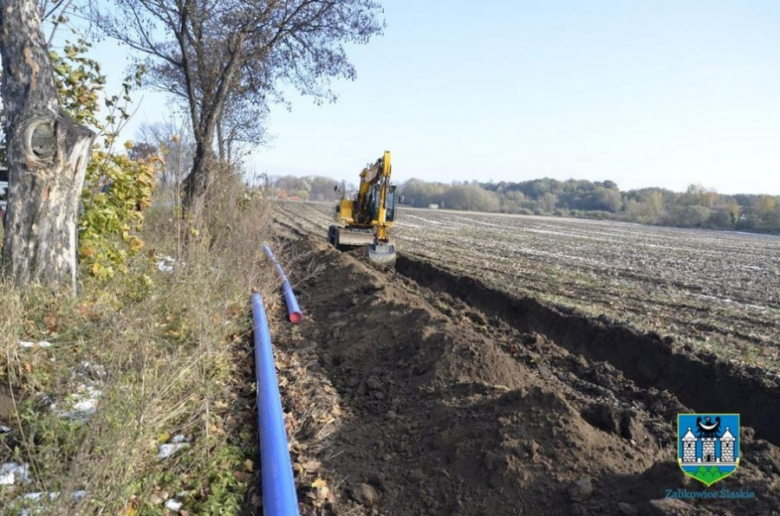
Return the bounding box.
[367,242,397,267]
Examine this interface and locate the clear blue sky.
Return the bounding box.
[92,0,780,195]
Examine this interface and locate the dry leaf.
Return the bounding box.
[311,478,327,489]
[43,315,58,331]
[301,460,321,472]
[124,497,139,516]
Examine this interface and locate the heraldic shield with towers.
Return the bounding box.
[678,413,740,486]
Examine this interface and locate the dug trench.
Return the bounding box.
[394,255,780,449]
[281,235,780,515]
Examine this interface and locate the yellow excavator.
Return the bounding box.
[328,151,398,266]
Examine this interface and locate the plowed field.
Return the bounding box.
[269,201,780,515]
[276,202,780,373]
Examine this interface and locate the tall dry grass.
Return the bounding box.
[0,173,281,515]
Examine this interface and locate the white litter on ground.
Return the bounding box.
[157,443,189,459]
[19,341,53,349]
[21,490,86,501]
[15,490,87,515]
[157,255,175,272]
[0,462,31,485]
[0,425,11,433]
[22,492,59,502]
[156,255,186,272]
[79,361,107,379]
[51,384,102,422]
[157,435,189,459]
[164,498,183,512]
[48,360,107,422]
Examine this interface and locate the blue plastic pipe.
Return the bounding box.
[263,244,303,324]
[251,293,300,516]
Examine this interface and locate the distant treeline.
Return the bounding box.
[269,175,347,202]
[399,178,780,233]
[269,175,780,233]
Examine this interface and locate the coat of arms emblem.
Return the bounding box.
[677,413,740,486]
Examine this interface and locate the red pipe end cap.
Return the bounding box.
[290,312,303,325]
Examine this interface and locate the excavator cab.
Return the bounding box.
[385,186,398,222]
[367,183,398,222]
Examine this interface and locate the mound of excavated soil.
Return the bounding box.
[286,236,780,515]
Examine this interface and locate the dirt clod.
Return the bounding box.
[568,477,594,503]
[351,483,380,507]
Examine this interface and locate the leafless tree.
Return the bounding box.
[97,0,384,216]
[0,0,95,290]
[137,114,195,190]
[216,92,269,167]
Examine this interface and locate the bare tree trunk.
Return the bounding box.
[0,0,95,291]
[216,110,225,165]
[182,133,215,216]
[227,127,234,168]
[179,34,244,215]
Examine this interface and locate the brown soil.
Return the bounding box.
[395,255,780,448]
[278,235,780,515]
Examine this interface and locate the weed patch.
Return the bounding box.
[0,176,279,515]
